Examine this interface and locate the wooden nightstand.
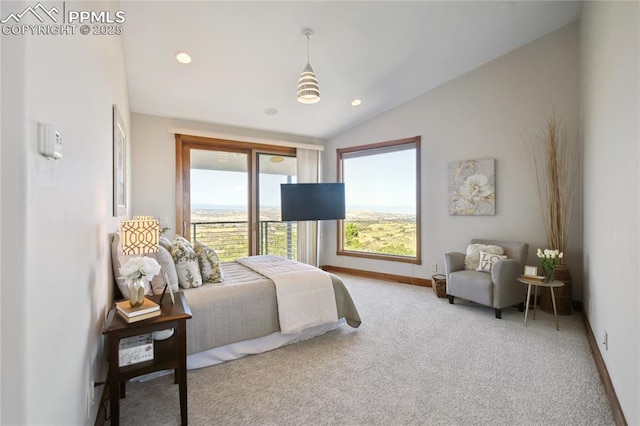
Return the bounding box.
[102,292,192,425]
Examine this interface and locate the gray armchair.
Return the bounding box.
[443,239,528,319]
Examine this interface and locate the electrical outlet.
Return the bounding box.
[603,330,608,351]
[430,264,437,272]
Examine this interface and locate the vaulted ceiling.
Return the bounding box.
[122,1,581,140]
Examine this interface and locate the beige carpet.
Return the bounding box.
[116,274,613,425]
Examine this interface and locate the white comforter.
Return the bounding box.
[236,255,339,333]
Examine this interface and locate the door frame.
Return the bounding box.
[175,134,295,255]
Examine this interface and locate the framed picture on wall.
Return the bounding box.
[113,105,127,217]
[447,158,495,216]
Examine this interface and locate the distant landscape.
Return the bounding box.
[191,206,416,260]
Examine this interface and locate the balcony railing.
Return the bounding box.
[191,220,297,262]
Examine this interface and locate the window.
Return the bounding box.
[175,134,297,261]
[337,136,421,264]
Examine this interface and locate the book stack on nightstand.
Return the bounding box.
[116,298,160,323]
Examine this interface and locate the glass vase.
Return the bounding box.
[543,267,554,283]
[129,278,145,307]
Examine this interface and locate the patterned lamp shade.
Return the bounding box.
[297,63,320,104]
[297,29,320,104]
[120,216,159,255]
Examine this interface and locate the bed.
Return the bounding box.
[111,233,361,370]
[184,258,361,369]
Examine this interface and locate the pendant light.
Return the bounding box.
[297,29,320,104]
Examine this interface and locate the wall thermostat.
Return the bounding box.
[38,123,63,159]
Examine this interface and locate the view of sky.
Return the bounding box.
[191,148,416,213]
[191,170,291,208]
[343,149,415,212]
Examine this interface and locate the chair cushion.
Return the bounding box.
[448,270,493,306]
[464,244,504,270]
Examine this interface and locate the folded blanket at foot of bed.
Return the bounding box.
[236,255,338,333]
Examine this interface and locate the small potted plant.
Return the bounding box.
[536,249,563,282]
[119,256,161,307]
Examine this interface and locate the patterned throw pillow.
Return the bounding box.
[476,251,508,272]
[194,241,224,283]
[464,244,504,270]
[170,236,203,289]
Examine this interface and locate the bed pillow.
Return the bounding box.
[170,236,203,289]
[476,251,508,272]
[159,235,172,252]
[151,245,180,294]
[464,244,504,270]
[194,241,224,283]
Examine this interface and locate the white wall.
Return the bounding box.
[0,1,129,423]
[130,113,323,234]
[580,2,640,423]
[322,23,582,297]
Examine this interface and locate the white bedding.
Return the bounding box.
[236,255,338,334]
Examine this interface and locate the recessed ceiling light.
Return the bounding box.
[351,99,362,106]
[175,52,192,64]
[265,108,278,116]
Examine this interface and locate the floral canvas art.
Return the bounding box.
[448,158,495,215]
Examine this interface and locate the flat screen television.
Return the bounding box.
[280,183,345,221]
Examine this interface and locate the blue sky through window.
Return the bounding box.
[191,148,415,214]
[343,149,416,214]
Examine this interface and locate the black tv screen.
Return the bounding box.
[280,183,345,221]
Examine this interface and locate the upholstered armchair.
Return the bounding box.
[443,239,528,319]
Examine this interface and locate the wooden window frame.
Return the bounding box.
[336,136,421,265]
[175,134,295,256]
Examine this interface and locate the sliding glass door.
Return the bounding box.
[189,148,250,261]
[176,135,297,261]
[257,154,297,259]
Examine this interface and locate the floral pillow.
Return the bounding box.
[464,244,504,270]
[170,236,203,289]
[476,251,508,272]
[194,241,224,283]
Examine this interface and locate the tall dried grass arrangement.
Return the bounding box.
[524,113,580,261]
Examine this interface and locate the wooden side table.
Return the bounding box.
[102,292,192,425]
[517,276,564,330]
